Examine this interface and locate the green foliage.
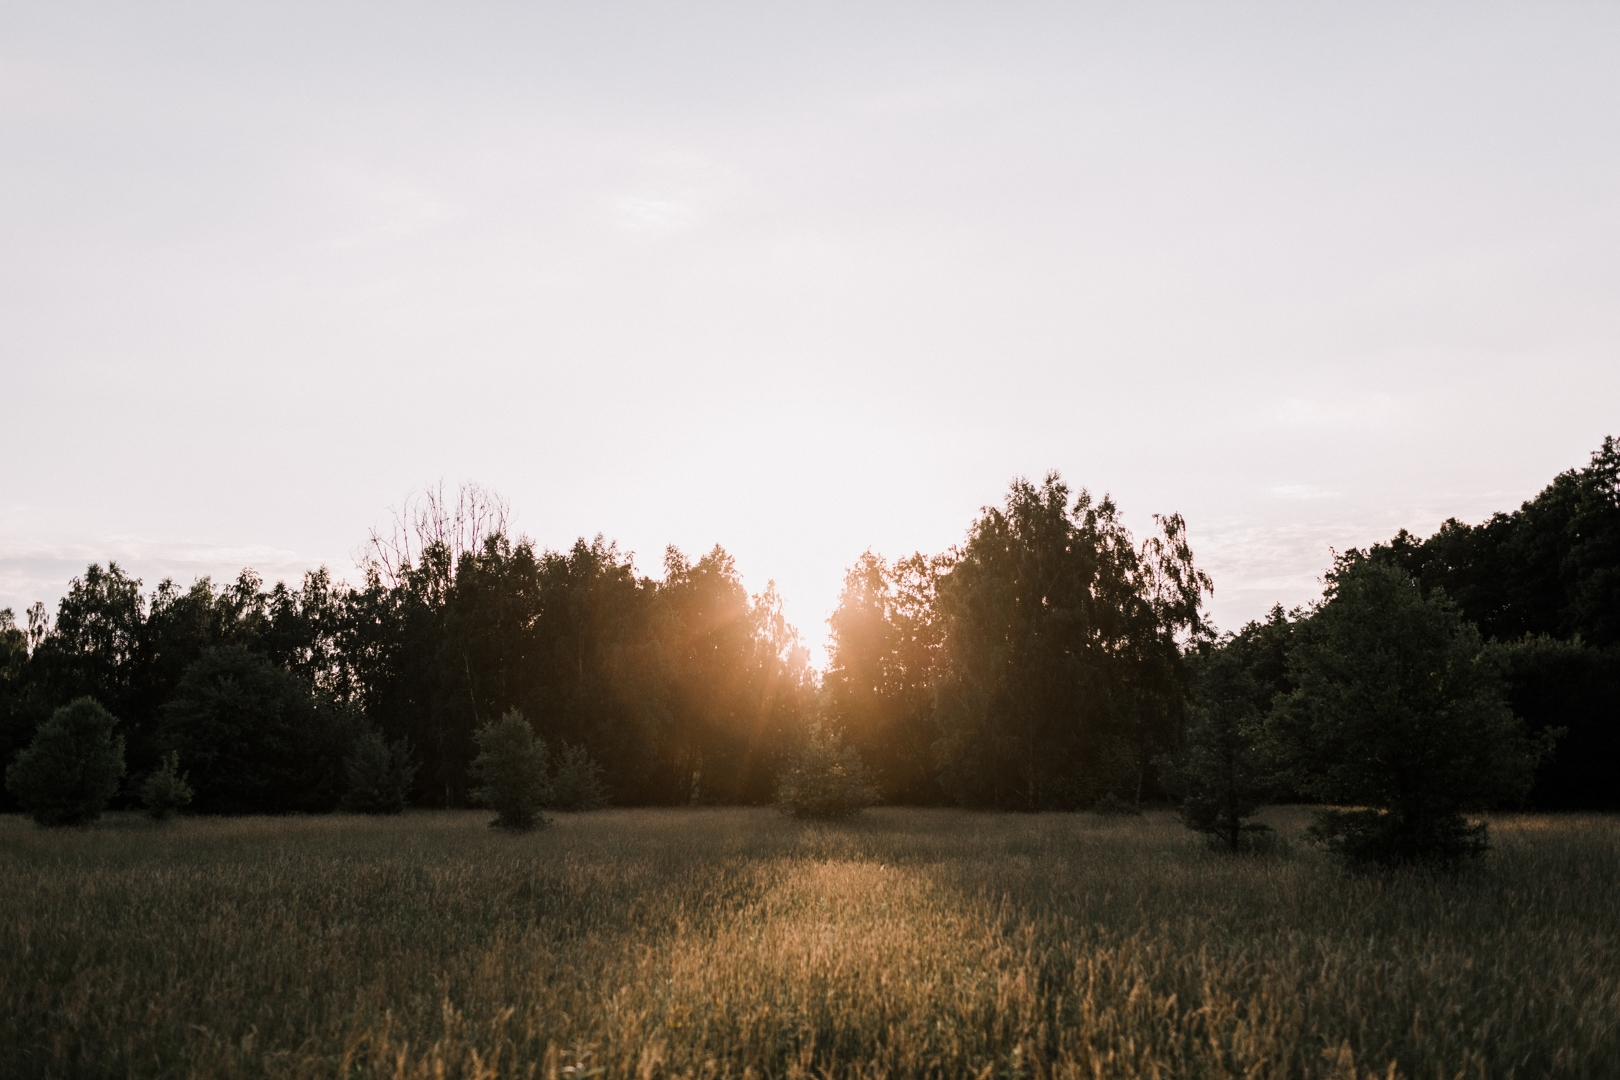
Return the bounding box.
[139,750,193,820]
[468,709,551,830]
[823,552,950,804]
[0,607,45,813]
[1372,436,1620,647]
[341,731,418,815]
[1161,646,1276,850]
[932,474,1211,810]
[1487,635,1620,809]
[158,645,365,815]
[4,697,125,827]
[1274,554,1556,867]
[775,728,879,818]
[354,500,814,808]
[549,742,610,811]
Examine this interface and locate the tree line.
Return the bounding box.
[1189,437,1618,810]
[3,441,1616,854]
[1,486,812,814]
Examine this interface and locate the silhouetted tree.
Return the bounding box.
[157,645,364,814]
[657,547,813,804]
[468,708,550,830]
[548,743,610,811]
[1272,554,1555,867]
[341,732,417,815]
[1373,436,1620,647]
[5,697,125,827]
[0,608,47,812]
[932,474,1210,810]
[27,564,145,736]
[1488,635,1620,810]
[775,726,880,819]
[138,751,193,821]
[823,551,949,804]
[1161,646,1276,850]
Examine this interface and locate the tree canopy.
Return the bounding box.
[3,443,1616,820]
[930,474,1210,810]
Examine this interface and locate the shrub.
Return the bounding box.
[341,732,418,815]
[4,697,125,827]
[1159,646,1276,850]
[549,743,609,811]
[139,751,193,821]
[468,709,551,830]
[775,729,879,818]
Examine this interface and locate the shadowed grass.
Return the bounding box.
[1,808,1616,1078]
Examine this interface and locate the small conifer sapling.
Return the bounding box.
[139,751,194,821]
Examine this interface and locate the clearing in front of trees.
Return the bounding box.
[1,807,1616,1079]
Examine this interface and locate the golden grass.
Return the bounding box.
[1,807,1616,1079]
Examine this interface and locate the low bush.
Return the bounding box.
[341,732,418,815]
[467,710,550,830]
[549,743,609,811]
[4,697,125,827]
[775,729,878,818]
[139,751,194,821]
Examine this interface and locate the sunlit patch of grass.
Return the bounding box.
[1,807,1616,1078]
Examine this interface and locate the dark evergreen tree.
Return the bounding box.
[468,708,551,830]
[340,731,418,814]
[1365,437,1620,809]
[138,751,193,820]
[1373,436,1619,647]
[775,726,879,818]
[1273,554,1555,867]
[548,743,610,811]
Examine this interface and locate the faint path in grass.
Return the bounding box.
[1,807,1616,1079]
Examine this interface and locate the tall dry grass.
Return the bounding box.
[1,807,1616,1079]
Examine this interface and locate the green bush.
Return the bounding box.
[775,729,879,818]
[139,751,193,821]
[1273,554,1557,868]
[1159,646,1276,850]
[341,732,418,815]
[1305,807,1486,866]
[468,709,551,830]
[4,697,125,827]
[549,743,609,811]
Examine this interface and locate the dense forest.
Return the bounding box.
[3,439,1617,817]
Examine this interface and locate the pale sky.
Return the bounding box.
[3,2,1617,659]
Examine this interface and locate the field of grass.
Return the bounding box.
[2,807,1617,1080]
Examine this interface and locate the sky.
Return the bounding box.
[3,1,1618,660]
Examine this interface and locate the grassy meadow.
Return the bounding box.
[1,807,1616,1080]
